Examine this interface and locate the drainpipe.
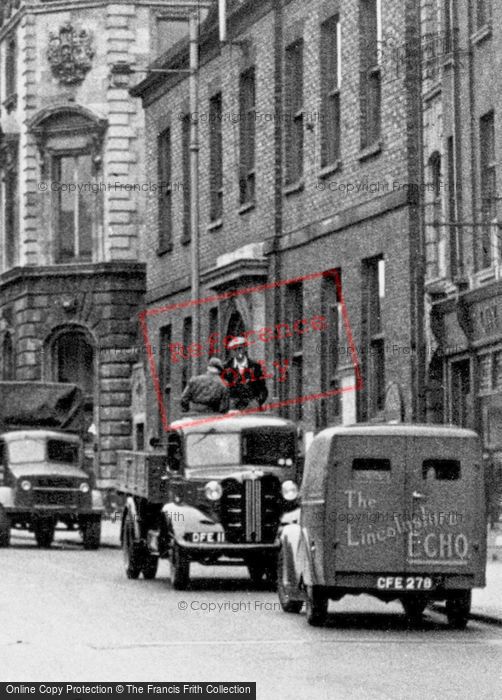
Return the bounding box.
[271,0,284,407]
[189,10,201,369]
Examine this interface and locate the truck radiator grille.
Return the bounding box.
[220,476,281,544]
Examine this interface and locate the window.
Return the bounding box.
[1,333,14,380]
[444,0,453,53]
[51,330,94,429]
[361,256,385,419]
[360,0,381,149]
[285,39,304,184]
[156,17,188,54]
[426,152,442,278]
[182,113,191,242]
[320,270,341,425]
[5,32,17,103]
[480,111,497,269]
[239,68,256,205]
[159,325,172,433]
[47,440,79,464]
[3,137,19,268]
[447,136,458,276]
[285,282,303,420]
[182,316,192,390]
[476,0,492,30]
[321,15,341,167]
[450,359,471,428]
[157,127,172,252]
[209,92,223,222]
[53,154,93,262]
[353,458,391,472]
[422,459,460,481]
[209,306,219,350]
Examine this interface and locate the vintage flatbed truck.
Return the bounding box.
[115,413,303,589]
[0,381,103,548]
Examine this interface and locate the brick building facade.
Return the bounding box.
[422,0,502,457]
[133,0,427,441]
[0,0,197,488]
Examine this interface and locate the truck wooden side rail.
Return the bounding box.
[115,451,168,503]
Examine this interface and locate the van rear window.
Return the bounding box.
[422,459,460,481]
[352,458,391,472]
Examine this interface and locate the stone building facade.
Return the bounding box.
[422,0,502,456]
[0,0,198,488]
[133,0,426,441]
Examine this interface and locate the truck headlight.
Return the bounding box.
[20,480,32,492]
[205,480,222,501]
[281,480,298,501]
[79,482,90,494]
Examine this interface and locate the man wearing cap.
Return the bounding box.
[180,357,230,414]
[223,337,268,410]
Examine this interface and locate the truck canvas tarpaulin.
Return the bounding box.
[0,382,85,433]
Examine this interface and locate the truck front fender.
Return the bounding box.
[120,496,141,545]
[296,526,322,587]
[91,489,104,513]
[161,503,224,543]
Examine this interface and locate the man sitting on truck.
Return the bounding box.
[180,357,229,414]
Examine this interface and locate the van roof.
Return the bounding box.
[170,412,297,434]
[1,430,81,443]
[316,423,479,441]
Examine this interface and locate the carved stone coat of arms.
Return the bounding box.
[47,22,94,85]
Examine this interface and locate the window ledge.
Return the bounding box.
[471,23,492,46]
[207,218,223,231]
[472,264,502,287]
[318,160,342,179]
[181,234,191,246]
[156,244,173,256]
[358,141,383,162]
[238,201,255,215]
[283,179,304,196]
[3,92,17,113]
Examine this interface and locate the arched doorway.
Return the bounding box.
[225,310,246,360]
[50,328,95,430]
[1,332,14,380]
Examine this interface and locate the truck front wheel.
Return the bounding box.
[171,542,190,590]
[82,517,101,550]
[0,508,10,547]
[34,519,55,548]
[446,590,471,630]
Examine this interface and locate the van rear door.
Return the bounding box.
[327,434,406,573]
[404,435,484,580]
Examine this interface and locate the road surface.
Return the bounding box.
[1,527,501,699]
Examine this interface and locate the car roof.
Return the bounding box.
[1,430,81,443]
[314,423,479,442]
[170,412,297,435]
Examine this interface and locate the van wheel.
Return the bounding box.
[123,511,142,579]
[142,554,159,580]
[82,517,101,550]
[34,519,55,548]
[0,508,10,547]
[446,591,471,630]
[305,586,328,627]
[171,542,190,590]
[277,548,303,614]
[402,596,427,625]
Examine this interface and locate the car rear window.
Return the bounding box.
[352,458,391,472]
[422,459,460,481]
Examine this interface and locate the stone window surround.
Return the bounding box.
[28,105,107,264]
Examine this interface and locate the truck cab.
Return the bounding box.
[0,382,103,549]
[117,413,303,588]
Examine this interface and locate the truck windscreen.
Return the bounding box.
[8,440,45,464]
[242,429,295,467]
[185,433,240,467]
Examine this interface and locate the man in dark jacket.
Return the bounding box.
[180,357,229,413]
[222,337,268,410]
